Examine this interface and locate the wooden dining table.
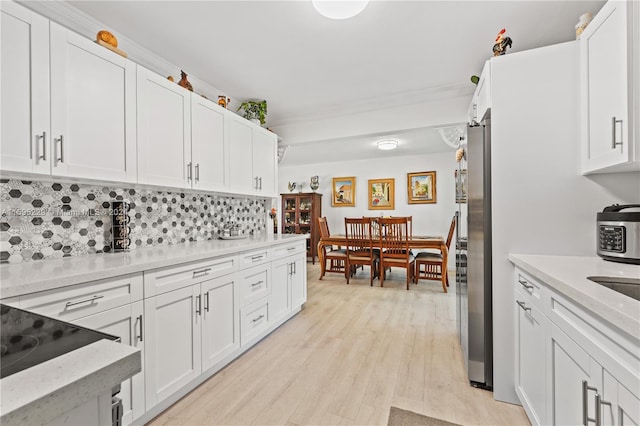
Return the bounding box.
[317,235,448,288]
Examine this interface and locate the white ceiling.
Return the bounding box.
[65,0,606,165]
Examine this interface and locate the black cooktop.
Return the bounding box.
[0,304,118,379]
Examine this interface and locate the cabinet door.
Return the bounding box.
[191,94,227,192]
[550,323,603,426]
[270,257,291,323]
[0,1,50,174]
[74,301,145,425]
[228,115,254,195]
[201,274,240,372]
[252,128,277,197]
[290,252,307,308]
[600,369,640,426]
[49,23,136,182]
[143,285,201,410]
[581,1,634,173]
[514,287,547,425]
[137,67,191,188]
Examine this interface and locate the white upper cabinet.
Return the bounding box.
[580,0,639,173]
[1,2,51,174]
[228,114,278,197]
[1,1,136,182]
[252,127,278,197]
[1,1,280,197]
[468,61,491,124]
[137,67,191,188]
[228,114,254,195]
[50,23,137,182]
[191,94,227,192]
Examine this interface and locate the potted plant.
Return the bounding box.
[237,100,267,126]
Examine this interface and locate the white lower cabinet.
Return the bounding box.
[513,267,640,426]
[514,285,548,425]
[74,301,145,425]
[550,323,603,426]
[143,284,201,409]
[201,273,240,372]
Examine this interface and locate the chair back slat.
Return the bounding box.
[318,217,330,238]
[378,217,410,256]
[446,215,456,249]
[345,217,374,253]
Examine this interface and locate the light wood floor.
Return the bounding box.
[148,263,529,426]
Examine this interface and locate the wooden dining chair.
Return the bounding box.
[344,217,378,286]
[414,215,456,292]
[317,217,347,280]
[378,217,415,290]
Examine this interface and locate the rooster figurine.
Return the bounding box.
[493,28,512,56]
[178,70,193,92]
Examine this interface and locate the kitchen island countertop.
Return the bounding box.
[0,234,308,299]
[509,254,640,340]
[0,339,140,426]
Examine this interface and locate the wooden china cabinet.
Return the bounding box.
[281,192,322,264]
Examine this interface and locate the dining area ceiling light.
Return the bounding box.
[312,0,369,20]
[377,140,398,151]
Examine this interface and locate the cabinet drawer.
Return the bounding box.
[19,273,143,322]
[514,269,546,312]
[239,264,271,307]
[240,298,270,346]
[271,242,305,260]
[144,255,237,297]
[239,248,270,267]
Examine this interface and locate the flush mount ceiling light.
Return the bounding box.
[312,0,369,20]
[377,140,398,151]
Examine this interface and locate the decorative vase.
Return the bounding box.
[250,118,260,125]
[310,176,319,192]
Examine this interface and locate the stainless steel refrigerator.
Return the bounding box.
[456,115,493,391]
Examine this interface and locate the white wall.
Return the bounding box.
[278,151,459,266]
[490,41,640,403]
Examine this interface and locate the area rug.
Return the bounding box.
[387,406,461,426]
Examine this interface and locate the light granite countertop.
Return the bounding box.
[0,339,141,426]
[509,254,640,340]
[0,234,308,299]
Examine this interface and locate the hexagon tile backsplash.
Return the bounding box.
[0,179,268,264]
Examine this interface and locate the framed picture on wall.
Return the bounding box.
[331,176,356,207]
[368,178,395,210]
[407,171,437,204]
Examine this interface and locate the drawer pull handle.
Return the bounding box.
[583,380,600,425]
[36,131,46,161]
[518,279,533,290]
[516,300,531,313]
[196,295,202,315]
[137,315,143,342]
[611,116,623,149]
[287,247,296,251]
[65,295,104,308]
[251,255,264,262]
[252,314,265,323]
[193,268,211,278]
[204,291,210,312]
[251,280,264,288]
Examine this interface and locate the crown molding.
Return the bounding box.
[16,0,227,100]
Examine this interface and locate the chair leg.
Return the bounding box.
[320,256,327,280]
[380,261,384,288]
[441,266,447,293]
